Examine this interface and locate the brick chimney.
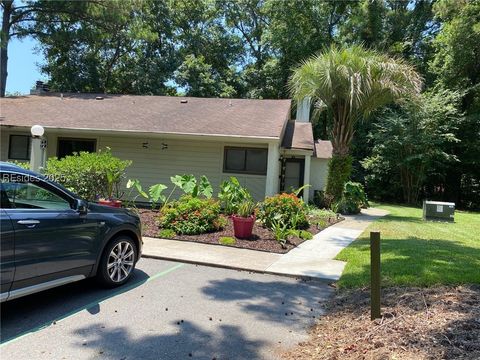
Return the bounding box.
[30,81,50,95]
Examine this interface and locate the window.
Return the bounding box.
[57,138,96,158]
[0,177,71,210]
[223,147,268,175]
[8,135,31,160]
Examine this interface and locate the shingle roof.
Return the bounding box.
[281,121,314,151]
[314,140,333,159]
[0,94,291,139]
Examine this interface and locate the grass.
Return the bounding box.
[336,203,480,288]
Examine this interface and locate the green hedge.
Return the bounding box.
[44,148,131,201]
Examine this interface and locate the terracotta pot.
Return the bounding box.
[98,199,122,208]
[232,214,255,239]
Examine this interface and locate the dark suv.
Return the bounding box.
[0,162,142,302]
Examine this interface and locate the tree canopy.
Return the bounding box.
[1,0,478,209]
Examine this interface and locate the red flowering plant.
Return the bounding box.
[258,193,309,230]
[159,195,225,235]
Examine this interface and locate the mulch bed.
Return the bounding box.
[139,209,342,254]
[283,285,480,360]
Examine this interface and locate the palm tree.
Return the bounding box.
[289,45,422,202]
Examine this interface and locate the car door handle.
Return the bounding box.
[17,220,40,228]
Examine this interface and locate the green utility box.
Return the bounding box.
[423,200,455,222]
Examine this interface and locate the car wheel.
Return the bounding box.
[97,236,137,287]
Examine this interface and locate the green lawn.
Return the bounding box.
[336,203,480,288]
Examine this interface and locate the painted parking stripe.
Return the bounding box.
[0,262,185,347]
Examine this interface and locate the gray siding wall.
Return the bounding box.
[309,157,329,199]
[0,129,268,201]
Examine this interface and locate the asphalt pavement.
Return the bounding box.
[1,258,333,360]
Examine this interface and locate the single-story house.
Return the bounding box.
[0,92,332,202]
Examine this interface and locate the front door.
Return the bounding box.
[1,173,99,290]
[282,159,305,193]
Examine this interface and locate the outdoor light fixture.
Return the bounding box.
[30,124,45,138]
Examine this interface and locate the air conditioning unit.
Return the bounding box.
[423,200,455,222]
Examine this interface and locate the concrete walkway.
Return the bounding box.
[142,207,388,281]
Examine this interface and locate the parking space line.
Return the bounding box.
[0,262,185,348]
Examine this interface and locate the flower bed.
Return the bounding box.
[139,209,342,254]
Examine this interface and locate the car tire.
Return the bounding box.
[97,236,137,287]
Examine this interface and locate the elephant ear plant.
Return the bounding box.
[171,174,213,198]
[126,174,213,210]
[126,179,168,210]
[218,176,252,215]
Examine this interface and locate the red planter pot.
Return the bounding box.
[98,199,122,208]
[232,214,255,239]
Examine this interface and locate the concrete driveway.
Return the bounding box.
[1,258,332,360]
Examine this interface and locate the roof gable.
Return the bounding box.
[281,121,314,151]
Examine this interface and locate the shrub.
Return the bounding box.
[158,229,176,239]
[219,236,236,245]
[298,230,313,240]
[334,181,369,214]
[45,148,131,201]
[218,177,252,215]
[7,160,30,170]
[316,219,328,229]
[308,207,337,229]
[159,195,223,235]
[258,193,309,230]
[313,190,326,208]
[325,155,353,203]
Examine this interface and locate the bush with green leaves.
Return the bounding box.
[258,193,309,230]
[7,160,30,170]
[45,148,131,201]
[333,181,369,215]
[159,195,224,235]
[219,236,236,245]
[269,214,312,247]
[158,229,176,239]
[218,177,252,215]
[298,230,313,240]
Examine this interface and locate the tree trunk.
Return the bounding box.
[1,1,12,97]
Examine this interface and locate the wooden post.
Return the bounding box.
[370,231,381,320]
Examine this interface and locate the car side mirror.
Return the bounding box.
[74,199,88,215]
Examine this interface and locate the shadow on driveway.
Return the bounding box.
[0,268,149,344]
[69,321,265,359]
[202,277,333,328]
